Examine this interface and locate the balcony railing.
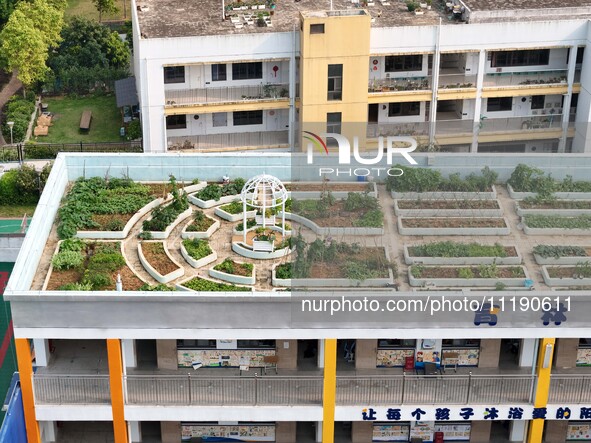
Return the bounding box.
[368,77,431,93]
[125,375,323,406]
[367,122,429,138]
[337,374,535,405]
[480,115,563,133]
[164,84,290,106]
[34,374,111,405]
[438,73,477,89]
[168,130,289,150]
[549,375,591,403]
[483,70,573,88]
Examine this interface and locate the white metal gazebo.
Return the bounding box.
[239,174,288,245]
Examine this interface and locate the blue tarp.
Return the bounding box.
[0,373,27,443]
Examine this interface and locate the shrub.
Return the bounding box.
[182,277,251,292]
[477,263,499,278]
[1,96,35,143]
[220,201,244,215]
[458,268,474,279]
[138,231,153,240]
[386,166,496,193]
[341,261,379,281]
[143,176,188,231]
[105,219,125,231]
[275,263,292,279]
[84,271,113,290]
[182,238,212,260]
[60,238,85,252]
[533,245,587,258]
[58,282,93,291]
[186,211,215,232]
[51,251,84,270]
[214,259,253,276]
[87,252,125,273]
[235,219,257,232]
[127,119,142,140]
[411,265,424,278]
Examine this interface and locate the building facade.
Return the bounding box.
[5,152,591,443]
[132,0,591,154]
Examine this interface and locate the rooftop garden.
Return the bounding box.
[407,241,511,258]
[386,166,497,193]
[508,164,591,193]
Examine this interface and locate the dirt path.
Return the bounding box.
[0,71,23,146]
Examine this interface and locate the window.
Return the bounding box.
[442,339,481,348]
[491,49,550,67]
[385,55,423,72]
[233,110,263,126]
[232,62,263,80]
[571,93,579,108]
[166,114,186,129]
[579,338,591,348]
[237,340,275,349]
[164,66,185,84]
[567,47,585,65]
[327,64,343,101]
[177,340,216,349]
[531,95,545,110]
[378,339,416,348]
[211,64,227,81]
[486,97,512,112]
[388,102,420,117]
[326,112,342,134]
[310,23,325,34]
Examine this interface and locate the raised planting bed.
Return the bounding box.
[542,264,591,286]
[232,240,292,260]
[272,242,394,287]
[507,164,591,200]
[44,239,144,291]
[286,192,384,235]
[180,238,217,268]
[394,199,503,217]
[387,166,498,201]
[138,241,184,284]
[181,211,220,239]
[189,179,246,209]
[209,258,255,285]
[522,215,591,235]
[533,245,591,265]
[398,217,510,236]
[286,181,377,199]
[177,276,252,292]
[408,265,529,287]
[515,199,591,216]
[214,201,257,222]
[142,206,192,239]
[404,242,521,265]
[234,219,292,235]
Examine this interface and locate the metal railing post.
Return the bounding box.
[187,373,192,405]
[529,375,536,404]
[254,373,258,406]
[466,372,472,404]
[401,373,405,404]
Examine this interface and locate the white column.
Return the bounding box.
[471,49,487,153]
[317,339,324,369]
[140,59,167,153]
[288,29,297,149]
[40,421,57,443]
[519,338,536,367]
[122,339,137,368]
[428,20,442,146]
[315,421,323,443]
[559,44,579,153]
[509,420,526,442]
[129,421,142,442]
[33,339,50,367]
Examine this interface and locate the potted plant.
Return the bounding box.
[426,0,432,8]
[419,0,427,8]
[257,13,266,26]
[406,0,417,11]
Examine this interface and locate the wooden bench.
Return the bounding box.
[79,110,92,132]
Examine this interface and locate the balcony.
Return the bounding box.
[438,73,477,89]
[167,130,289,151]
[368,77,431,94]
[164,84,290,107]
[435,115,566,137]
[549,374,591,403]
[483,70,578,88]
[367,122,429,138]
[32,373,536,407]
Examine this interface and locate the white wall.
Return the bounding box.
[368,54,429,81]
[376,102,426,123]
[482,94,564,119]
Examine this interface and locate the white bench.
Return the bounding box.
[255,215,276,225]
[252,240,274,252]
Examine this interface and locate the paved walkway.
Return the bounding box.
[0,71,23,146]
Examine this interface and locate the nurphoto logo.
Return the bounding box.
[303,131,418,177]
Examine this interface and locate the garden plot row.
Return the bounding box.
[521,215,591,235]
[507,164,591,200]
[394,199,503,217]
[408,264,529,288]
[398,217,511,236]
[531,245,591,287]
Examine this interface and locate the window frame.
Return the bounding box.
[531,95,545,110]
[164,66,186,84]
[211,64,227,82]
[326,112,342,134]
[327,64,343,101]
[166,114,187,130]
[232,62,263,81]
[384,55,423,72]
[233,110,263,126]
[310,23,325,34]
[486,97,513,112]
[491,49,550,68]
[388,101,421,117]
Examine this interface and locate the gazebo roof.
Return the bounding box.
[240,174,288,209]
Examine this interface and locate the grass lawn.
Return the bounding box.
[35,95,123,144]
[65,0,129,21]
[0,205,36,218]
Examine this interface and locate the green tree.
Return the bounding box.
[0,10,49,87]
[92,0,118,22]
[17,0,63,47]
[0,0,20,28]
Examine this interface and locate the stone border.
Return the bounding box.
[289,181,378,199]
[181,216,220,239]
[189,193,239,209]
[533,253,591,265]
[175,275,254,292]
[180,241,218,268]
[394,200,503,217]
[209,261,256,285]
[137,241,185,284]
[408,266,530,288]
[541,266,591,286]
[232,242,292,260]
[397,217,511,236]
[271,263,394,287]
[280,211,384,236]
[391,185,497,201]
[233,223,292,236]
[214,205,257,222]
[41,241,62,291]
[522,217,591,236]
[143,207,193,240]
[515,201,591,217]
[507,184,591,201]
[403,245,522,265]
